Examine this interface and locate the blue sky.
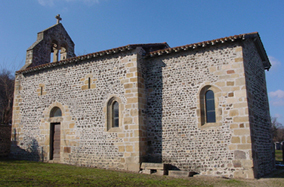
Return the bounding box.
[1,0,283,124]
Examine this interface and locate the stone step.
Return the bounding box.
[141,162,164,170]
[168,170,189,177]
[142,169,165,176]
[48,159,60,164]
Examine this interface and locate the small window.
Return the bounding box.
[205,90,216,123]
[198,85,221,128]
[50,107,62,117]
[88,77,91,89]
[106,97,122,131]
[112,101,119,127]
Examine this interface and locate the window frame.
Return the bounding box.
[106,96,123,132]
[205,90,216,123]
[197,85,221,128]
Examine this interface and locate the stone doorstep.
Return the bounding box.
[48,159,60,164]
[140,163,165,176]
[141,169,164,176]
[151,169,164,176]
[142,169,151,174]
[140,162,164,170]
[168,170,189,177]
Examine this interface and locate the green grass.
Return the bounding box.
[275,150,283,162]
[0,159,283,187]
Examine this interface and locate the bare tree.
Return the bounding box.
[271,117,284,142]
[0,69,14,125]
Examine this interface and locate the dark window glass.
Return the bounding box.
[88,77,91,89]
[205,90,216,123]
[112,101,119,127]
[50,107,62,117]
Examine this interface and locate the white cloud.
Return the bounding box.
[269,90,284,106]
[268,56,281,71]
[269,90,284,99]
[272,100,284,106]
[38,0,55,6]
[38,0,100,6]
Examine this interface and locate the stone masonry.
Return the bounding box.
[11,18,274,179]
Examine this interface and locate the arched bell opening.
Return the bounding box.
[50,40,59,62]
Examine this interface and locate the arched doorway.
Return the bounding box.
[50,107,62,160]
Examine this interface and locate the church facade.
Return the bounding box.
[11,18,274,178]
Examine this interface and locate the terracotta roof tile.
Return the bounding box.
[17,43,169,74]
[147,32,259,57]
[17,32,270,73]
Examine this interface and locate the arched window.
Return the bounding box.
[112,101,119,127]
[50,107,62,117]
[198,85,221,128]
[106,97,122,131]
[205,90,216,123]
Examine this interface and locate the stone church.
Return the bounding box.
[11,16,274,178]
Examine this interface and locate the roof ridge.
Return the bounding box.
[17,42,169,74]
[148,32,259,57]
[17,32,263,74]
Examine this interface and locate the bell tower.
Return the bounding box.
[21,14,75,70]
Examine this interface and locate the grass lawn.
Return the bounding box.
[275,150,283,162]
[0,159,283,187]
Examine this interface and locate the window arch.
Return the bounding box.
[106,96,122,131]
[50,107,62,117]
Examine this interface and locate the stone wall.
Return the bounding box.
[144,42,255,178]
[242,39,275,177]
[11,48,142,171]
[0,125,11,157]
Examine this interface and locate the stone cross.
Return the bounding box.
[55,14,62,24]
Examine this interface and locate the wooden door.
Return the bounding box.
[50,123,60,160]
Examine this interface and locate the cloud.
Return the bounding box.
[268,56,281,71]
[38,0,54,6]
[271,100,284,106]
[38,0,100,6]
[269,90,284,99]
[269,90,284,106]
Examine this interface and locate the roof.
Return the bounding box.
[17,32,270,74]
[17,43,169,74]
[146,32,271,70]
